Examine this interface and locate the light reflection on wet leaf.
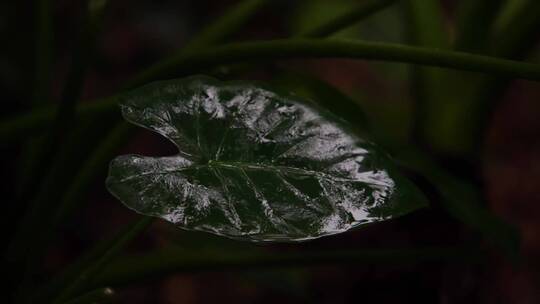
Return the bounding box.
[106,76,427,242]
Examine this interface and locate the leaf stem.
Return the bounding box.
[5,39,540,142]
[126,39,540,87]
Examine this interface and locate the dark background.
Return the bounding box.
[1,0,539,303]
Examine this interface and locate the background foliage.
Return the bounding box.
[2,0,540,303]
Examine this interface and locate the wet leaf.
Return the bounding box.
[106,76,426,242]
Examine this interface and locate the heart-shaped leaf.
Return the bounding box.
[106,76,427,241]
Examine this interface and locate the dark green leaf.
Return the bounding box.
[106,76,426,242]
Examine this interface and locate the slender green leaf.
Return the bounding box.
[107,76,427,241]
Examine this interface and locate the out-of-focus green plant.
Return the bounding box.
[4,0,539,303]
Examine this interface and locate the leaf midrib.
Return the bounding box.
[117,158,387,187]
